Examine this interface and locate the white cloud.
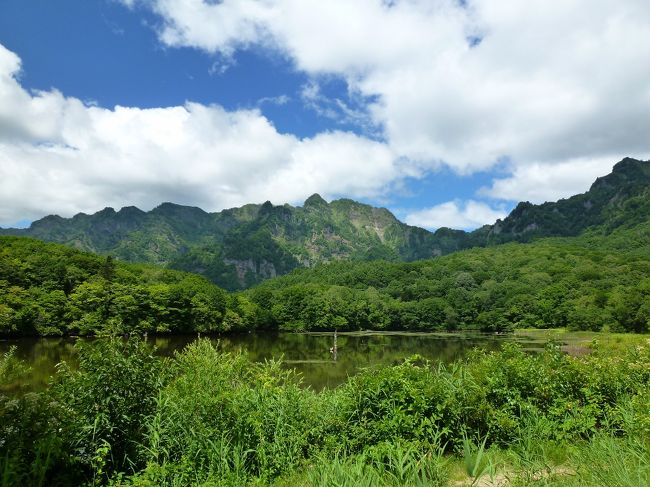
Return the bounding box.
[129,0,650,197]
[0,43,399,226]
[405,199,507,230]
[479,156,638,204]
[258,94,290,106]
[6,0,650,228]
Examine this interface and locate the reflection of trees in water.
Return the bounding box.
[8,332,544,391]
[0,337,79,390]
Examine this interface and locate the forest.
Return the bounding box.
[3,217,650,337]
[246,223,650,334]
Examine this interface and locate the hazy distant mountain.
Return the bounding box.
[3,157,649,289]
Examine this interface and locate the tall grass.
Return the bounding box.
[0,346,30,390]
[567,434,650,486]
[1,338,649,485]
[302,441,448,487]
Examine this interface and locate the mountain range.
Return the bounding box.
[2,157,649,290]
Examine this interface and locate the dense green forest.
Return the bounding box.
[243,221,650,333]
[2,338,649,485]
[0,236,241,336]
[3,157,649,290]
[3,218,650,336]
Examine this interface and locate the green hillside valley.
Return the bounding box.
[2,158,650,336]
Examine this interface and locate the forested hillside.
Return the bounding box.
[3,157,650,336]
[481,157,650,243]
[0,237,257,336]
[3,157,648,290]
[244,221,650,333]
[3,219,650,336]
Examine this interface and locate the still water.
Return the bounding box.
[2,331,552,390]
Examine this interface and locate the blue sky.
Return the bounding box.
[1,0,649,230]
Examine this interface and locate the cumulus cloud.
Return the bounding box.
[128,0,650,194]
[405,200,507,230]
[5,0,650,228]
[0,43,399,226]
[478,156,645,204]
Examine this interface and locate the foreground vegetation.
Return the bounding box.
[1,337,649,486]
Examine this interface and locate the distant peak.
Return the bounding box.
[118,205,145,215]
[152,202,189,213]
[155,202,180,210]
[40,214,65,222]
[590,157,650,191]
[258,200,275,215]
[304,193,328,207]
[97,207,116,215]
[151,202,208,218]
[612,157,643,173]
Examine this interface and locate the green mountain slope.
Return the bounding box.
[1,195,467,290]
[244,221,650,333]
[482,157,650,243]
[2,157,649,289]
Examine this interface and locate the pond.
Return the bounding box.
[2,330,566,390]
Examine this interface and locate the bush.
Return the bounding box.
[135,340,319,484]
[51,338,166,480]
[2,338,650,485]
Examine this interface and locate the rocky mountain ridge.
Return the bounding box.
[3,157,649,289]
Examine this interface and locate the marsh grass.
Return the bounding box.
[0,346,30,391]
[300,441,448,487]
[462,434,490,485]
[565,434,650,486]
[1,338,650,486]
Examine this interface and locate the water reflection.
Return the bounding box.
[2,331,548,391]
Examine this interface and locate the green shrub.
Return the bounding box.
[2,338,650,485]
[51,338,166,480]
[137,340,319,483]
[0,393,80,486]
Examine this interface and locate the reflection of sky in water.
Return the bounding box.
[2,332,553,391]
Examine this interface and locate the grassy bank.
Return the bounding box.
[1,337,649,486]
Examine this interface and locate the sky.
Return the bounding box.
[1,0,650,231]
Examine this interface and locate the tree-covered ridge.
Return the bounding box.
[244,221,650,333]
[3,216,650,337]
[0,236,256,336]
[4,220,650,338]
[482,157,650,243]
[2,157,649,291]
